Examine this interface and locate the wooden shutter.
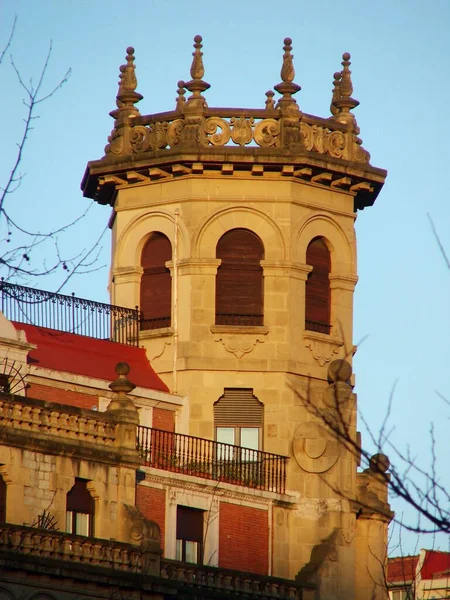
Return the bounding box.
[177,505,203,542]
[305,237,331,333]
[67,479,94,514]
[216,229,264,325]
[140,233,172,329]
[214,388,263,427]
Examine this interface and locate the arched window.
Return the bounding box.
[140,232,172,330]
[216,229,264,326]
[66,478,94,536]
[305,237,331,334]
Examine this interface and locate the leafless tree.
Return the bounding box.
[0,16,106,290]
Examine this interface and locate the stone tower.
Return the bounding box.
[82,37,390,599]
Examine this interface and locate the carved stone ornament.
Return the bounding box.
[304,333,343,367]
[213,332,265,359]
[300,123,346,159]
[293,421,340,473]
[125,504,160,545]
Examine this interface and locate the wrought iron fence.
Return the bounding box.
[137,426,287,494]
[0,280,140,346]
[305,319,331,335]
[215,313,263,326]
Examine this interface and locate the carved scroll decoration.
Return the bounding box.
[203,117,231,145]
[254,118,281,147]
[300,123,346,159]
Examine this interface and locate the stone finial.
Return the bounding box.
[109,362,136,395]
[105,47,143,156]
[107,362,138,422]
[330,71,342,116]
[176,80,186,111]
[265,90,275,110]
[115,46,143,112]
[331,52,359,124]
[274,37,301,109]
[184,35,210,106]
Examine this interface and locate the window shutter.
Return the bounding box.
[66,479,94,514]
[214,388,263,427]
[140,233,172,329]
[305,237,331,333]
[176,506,203,542]
[216,229,264,325]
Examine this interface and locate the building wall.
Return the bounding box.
[136,484,166,552]
[108,172,367,591]
[219,501,269,575]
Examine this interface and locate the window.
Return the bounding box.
[176,505,204,564]
[0,374,10,393]
[140,232,172,330]
[215,229,264,326]
[66,479,94,536]
[0,474,6,522]
[305,237,331,334]
[214,388,263,461]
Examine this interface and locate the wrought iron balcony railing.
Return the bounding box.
[0,280,140,346]
[137,426,287,495]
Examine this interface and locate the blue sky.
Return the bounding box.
[1,0,450,554]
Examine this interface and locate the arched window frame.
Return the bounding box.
[66,478,94,537]
[215,228,264,326]
[140,232,172,331]
[305,236,331,335]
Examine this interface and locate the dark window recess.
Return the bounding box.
[176,505,204,564]
[66,478,94,536]
[0,374,10,393]
[0,475,6,522]
[140,232,172,330]
[216,229,264,326]
[305,237,331,334]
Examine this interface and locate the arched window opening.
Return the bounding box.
[140,232,172,330]
[305,237,331,334]
[216,229,264,326]
[0,474,6,522]
[66,478,94,536]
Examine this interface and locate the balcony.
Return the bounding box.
[137,426,288,494]
[0,280,140,346]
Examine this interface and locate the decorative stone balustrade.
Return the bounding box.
[0,524,144,572]
[108,108,368,165]
[0,524,314,598]
[0,395,116,447]
[161,559,311,599]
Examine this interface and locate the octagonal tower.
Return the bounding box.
[82,37,389,599]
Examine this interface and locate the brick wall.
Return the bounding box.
[28,383,97,410]
[219,502,268,575]
[136,485,166,552]
[152,407,175,432]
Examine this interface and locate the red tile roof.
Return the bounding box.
[13,322,169,393]
[387,555,419,583]
[421,551,450,580]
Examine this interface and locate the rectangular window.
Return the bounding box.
[176,505,204,564]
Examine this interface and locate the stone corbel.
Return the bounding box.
[211,325,268,359]
[303,330,344,367]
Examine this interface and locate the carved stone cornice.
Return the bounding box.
[329,274,358,291]
[303,330,344,367]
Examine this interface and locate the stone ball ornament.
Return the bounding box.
[327,359,352,383]
[369,453,390,474]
